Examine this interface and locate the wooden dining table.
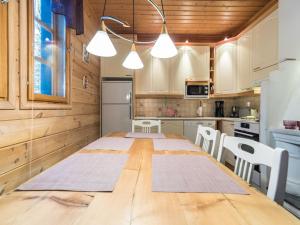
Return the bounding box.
[0,132,299,225]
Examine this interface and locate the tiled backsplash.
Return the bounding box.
[135,96,260,118]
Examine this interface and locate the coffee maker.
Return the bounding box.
[215,101,224,117]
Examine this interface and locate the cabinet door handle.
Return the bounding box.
[253,67,261,71]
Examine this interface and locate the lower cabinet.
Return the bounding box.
[184,120,217,143]
[220,120,235,166]
[220,120,235,136]
[161,120,184,136]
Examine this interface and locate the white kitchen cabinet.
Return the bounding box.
[221,120,235,136]
[161,120,184,136]
[184,120,217,143]
[169,49,187,94]
[152,57,170,93]
[237,31,253,91]
[220,120,235,166]
[170,46,210,94]
[279,0,300,61]
[101,39,133,77]
[135,45,210,95]
[252,10,278,82]
[135,46,152,94]
[215,41,237,94]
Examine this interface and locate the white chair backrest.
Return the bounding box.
[195,125,221,158]
[217,134,289,205]
[132,120,161,133]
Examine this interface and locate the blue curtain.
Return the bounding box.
[51,0,84,35]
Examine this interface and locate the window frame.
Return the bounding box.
[0,1,17,110]
[27,0,71,104]
[0,2,8,99]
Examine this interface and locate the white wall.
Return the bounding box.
[261,61,300,146]
[268,62,300,128]
[260,0,300,146]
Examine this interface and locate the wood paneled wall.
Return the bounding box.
[0,0,101,194]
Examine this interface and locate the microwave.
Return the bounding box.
[185,81,209,99]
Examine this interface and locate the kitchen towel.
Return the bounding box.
[83,137,134,151]
[125,132,166,139]
[17,153,128,192]
[153,139,200,151]
[152,155,247,194]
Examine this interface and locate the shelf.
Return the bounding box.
[210,90,260,98]
[135,93,184,99]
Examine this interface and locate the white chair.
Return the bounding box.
[195,125,221,158]
[132,120,161,133]
[217,134,289,205]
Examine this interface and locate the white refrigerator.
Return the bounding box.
[101,80,133,136]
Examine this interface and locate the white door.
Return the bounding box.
[215,41,237,94]
[102,104,132,136]
[237,31,253,91]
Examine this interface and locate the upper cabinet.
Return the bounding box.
[215,10,278,94]
[252,10,278,82]
[152,57,170,94]
[135,46,152,94]
[279,0,300,61]
[135,45,210,95]
[170,46,210,95]
[237,31,253,91]
[180,46,210,81]
[101,39,134,77]
[215,42,237,94]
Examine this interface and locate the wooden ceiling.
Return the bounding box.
[87,0,277,43]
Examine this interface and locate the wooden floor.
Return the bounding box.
[0,132,299,225]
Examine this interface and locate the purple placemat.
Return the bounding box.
[83,137,134,151]
[17,154,128,192]
[153,139,200,151]
[152,155,247,194]
[125,132,166,139]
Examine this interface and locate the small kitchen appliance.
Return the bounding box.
[230,106,239,118]
[215,101,224,117]
[185,81,209,99]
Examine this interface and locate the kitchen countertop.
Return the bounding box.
[134,116,260,124]
[270,128,300,136]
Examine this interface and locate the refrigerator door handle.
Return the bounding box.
[129,92,132,119]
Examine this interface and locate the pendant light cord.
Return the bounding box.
[160,0,165,22]
[133,0,135,43]
[102,0,107,17]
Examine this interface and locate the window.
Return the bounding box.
[0,3,8,99]
[28,0,70,103]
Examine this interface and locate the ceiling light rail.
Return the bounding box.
[87,0,177,66]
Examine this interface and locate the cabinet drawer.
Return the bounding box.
[161,120,184,136]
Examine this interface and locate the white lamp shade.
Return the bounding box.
[122,46,144,70]
[151,33,177,58]
[86,30,117,57]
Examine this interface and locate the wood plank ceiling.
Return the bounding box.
[87,0,277,43]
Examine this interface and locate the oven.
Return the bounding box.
[185,81,209,99]
[234,122,260,141]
